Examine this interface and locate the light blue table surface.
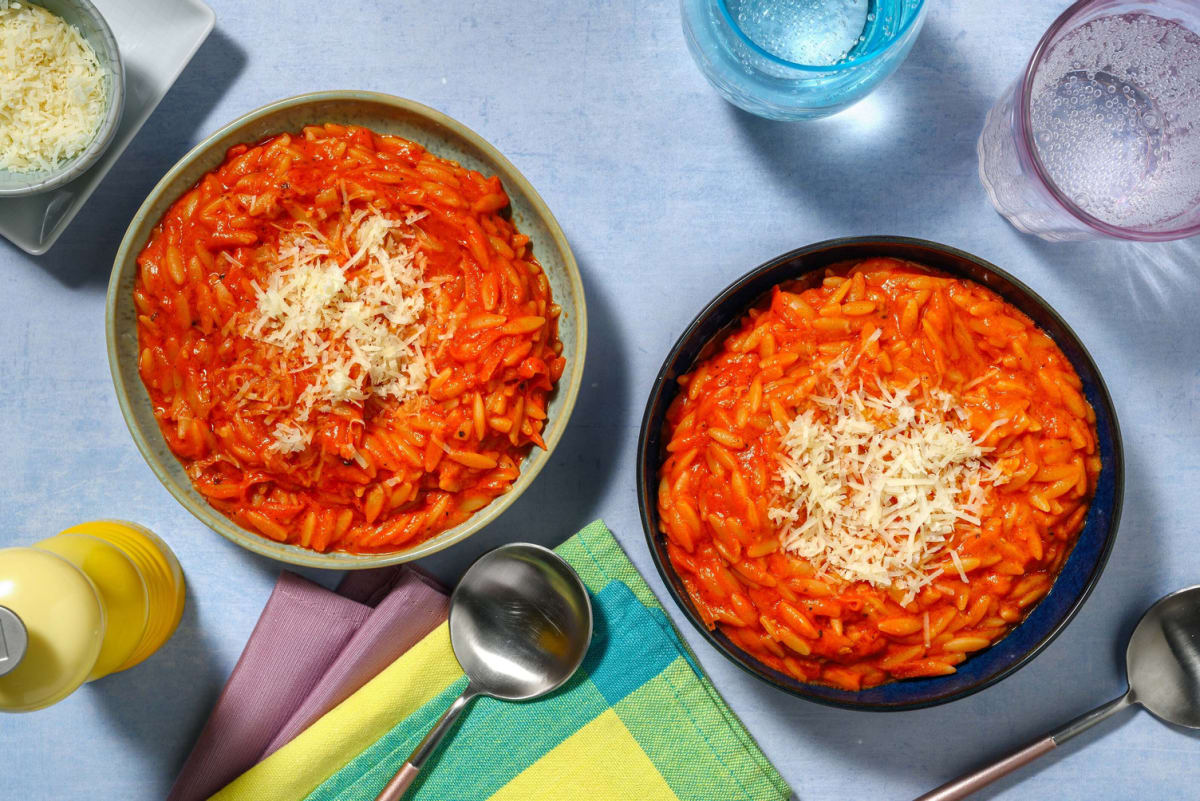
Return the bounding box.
[2,1,1198,798]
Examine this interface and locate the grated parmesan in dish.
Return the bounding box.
[247,209,431,453]
[0,1,107,172]
[768,370,1003,605]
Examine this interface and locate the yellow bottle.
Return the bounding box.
[0,520,186,712]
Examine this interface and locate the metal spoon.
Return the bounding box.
[917,585,1200,801]
[373,543,593,801]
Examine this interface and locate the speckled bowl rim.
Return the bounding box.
[106,91,587,569]
[0,0,125,197]
[636,236,1123,711]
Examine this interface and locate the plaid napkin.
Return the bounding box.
[208,521,790,801]
[168,567,448,801]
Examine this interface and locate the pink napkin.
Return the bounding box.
[166,566,449,801]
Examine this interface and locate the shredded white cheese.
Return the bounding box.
[247,209,431,452]
[0,1,106,172]
[768,371,1001,604]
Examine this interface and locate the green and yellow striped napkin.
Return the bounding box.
[210,521,790,801]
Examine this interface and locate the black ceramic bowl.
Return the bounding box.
[636,237,1123,711]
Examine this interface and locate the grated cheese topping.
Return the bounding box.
[247,209,431,452]
[768,370,1002,604]
[0,1,106,172]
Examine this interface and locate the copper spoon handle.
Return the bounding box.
[914,692,1133,801]
[374,686,479,801]
[373,764,420,801]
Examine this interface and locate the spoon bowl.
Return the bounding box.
[374,543,593,801]
[451,544,593,700]
[1127,585,1200,728]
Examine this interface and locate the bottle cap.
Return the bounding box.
[0,606,27,678]
[0,548,104,711]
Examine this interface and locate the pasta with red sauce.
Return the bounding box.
[135,124,563,553]
[657,259,1098,690]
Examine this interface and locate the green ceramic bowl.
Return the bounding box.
[0,0,124,197]
[106,92,587,569]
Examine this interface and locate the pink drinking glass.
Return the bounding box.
[977,0,1200,242]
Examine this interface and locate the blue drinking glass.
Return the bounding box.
[682,0,928,120]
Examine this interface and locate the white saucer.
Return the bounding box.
[0,0,214,255]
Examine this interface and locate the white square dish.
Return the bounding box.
[0,0,215,255]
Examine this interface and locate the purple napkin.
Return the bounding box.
[262,569,447,757]
[167,567,448,801]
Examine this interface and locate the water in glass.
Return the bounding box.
[978,1,1200,241]
[1030,13,1200,230]
[681,0,926,120]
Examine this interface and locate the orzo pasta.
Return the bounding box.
[135,124,564,553]
[657,258,1098,690]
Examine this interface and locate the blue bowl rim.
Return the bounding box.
[636,235,1124,711]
